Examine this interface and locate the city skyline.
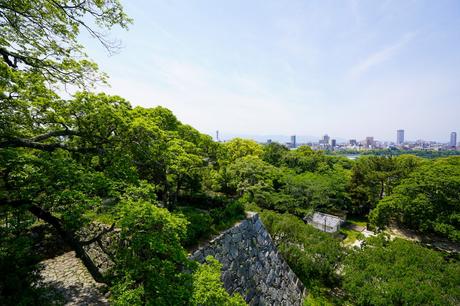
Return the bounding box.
[214,129,458,144]
[81,1,460,141]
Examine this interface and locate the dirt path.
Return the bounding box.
[387,226,460,253]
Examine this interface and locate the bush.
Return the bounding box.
[191,256,246,306]
[260,211,344,290]
[176,207,213,247]
[343,235,460,305]
[210,201,245,231]
[110,200,193,305]
[178,193,229,210]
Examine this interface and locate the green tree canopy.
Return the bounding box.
[370,156,460,241]
[261,211,344,290]
[262,142,289,167]
[191,256,246,306]
[219,138,263,164]
[342,235,460,306]
[349,155,423,215]
[0,0,131,85]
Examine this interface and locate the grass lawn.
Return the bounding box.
[346,216,368,228]
[340,227,365,245]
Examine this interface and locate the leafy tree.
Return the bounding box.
[281,166,350,214]
[111,200,246,305]
[260,211,344,290]
[0,92,133,283]
[342,235,460,306]
[165,138,204,208]
[191,256,246,306]
[110,199,192,305]
[1,0,132,286]
[282,146,333,173]
[348,155,422,215]
[0,0,131,86]
[220,138,263,164]
[226,155,278,201]
[370,156,460,241]
[126,107,210,208]
[262,142,289,167]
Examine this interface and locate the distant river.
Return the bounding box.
[345,154,361,160]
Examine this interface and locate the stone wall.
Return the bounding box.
[77,213,306,305]
[78,223,119,274]
[190,212,306,305]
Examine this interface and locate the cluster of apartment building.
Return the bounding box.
[282,130,458,151]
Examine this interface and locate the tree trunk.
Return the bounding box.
[379,180,385,199]
[172,180,181,210]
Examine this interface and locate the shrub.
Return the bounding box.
[260,210,344,289]
[176,207,213,247]
[343,235,460,305]
[210,201,245,231]
[191,256,246,306]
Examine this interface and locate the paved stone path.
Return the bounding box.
[39,251,109,305]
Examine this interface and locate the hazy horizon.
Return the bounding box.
[81,0,459,142]
[208,132,453,144]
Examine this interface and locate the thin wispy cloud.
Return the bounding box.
[349,32,416,79]
[82,0,460,141]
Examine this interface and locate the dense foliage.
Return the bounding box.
[349,155,422,215]
[0,1,242,304]
[260,211,344,290]
[110,200,191,304]
[1,1,459,305]
[190,256,246,306]
[343,235,460,306]
[370,157,460,241]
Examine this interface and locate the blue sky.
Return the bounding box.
[83,0,460,142]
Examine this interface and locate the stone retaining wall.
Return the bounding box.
[76,213,306,305]
[78,223,120,274]
[190,212,306,305]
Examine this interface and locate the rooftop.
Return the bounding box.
[305,212,344,228]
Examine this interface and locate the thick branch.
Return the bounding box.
[1,199,107,284]
[0,137,98,153]
[27,204,107,284]
[0,48,17,68]
[0,137,66,151]
[31,129,80,142]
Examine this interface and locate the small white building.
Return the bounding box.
[304,212,344,233]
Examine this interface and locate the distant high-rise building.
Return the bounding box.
[216,130,220,142]
[397,129,404,145]
[291,135,296,148]
[323,134,330,144]
[331,139,337,147]
[267,139,272,144]
[450,132,457,148]
[366,136,374,148]
[349,139,357,146]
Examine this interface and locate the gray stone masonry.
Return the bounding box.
[39,251,109,306]
[190,212,306,305]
